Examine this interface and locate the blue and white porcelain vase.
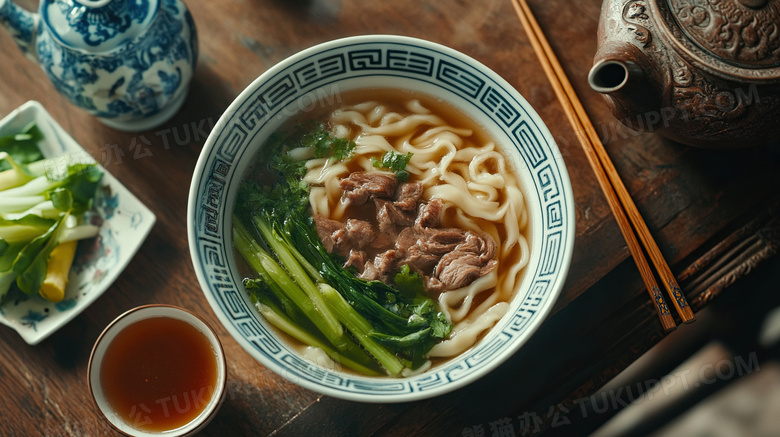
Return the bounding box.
[0,0,197,131]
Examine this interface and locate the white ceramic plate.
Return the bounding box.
[188,35,575,402]
[0,101,156,345]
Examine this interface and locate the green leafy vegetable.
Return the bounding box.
[372,150,413,182]
[0,240,25,271]
[394,264,425,298]
[251,291,381,375]
[0,124,103,302]
[13,214,68,295]
[0,162,103,214]
[0,214,56,244]
[0,122,44,172]
[0,271,16,303]
[318,283,405,375]
[52,164,103,214]
[300,122,356,160]
[0,152,35,191]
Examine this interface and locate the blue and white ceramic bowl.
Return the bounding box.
[187,35,575,402]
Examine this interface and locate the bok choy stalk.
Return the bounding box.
[233,217,383,375]
[1,123,103,303]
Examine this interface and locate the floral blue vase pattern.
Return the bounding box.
[0,0,197,131]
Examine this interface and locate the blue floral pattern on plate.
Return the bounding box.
[0,101,156,345]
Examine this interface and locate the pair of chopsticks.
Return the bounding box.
[512,0,695,331]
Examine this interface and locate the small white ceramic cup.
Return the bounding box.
[88,305,227,437]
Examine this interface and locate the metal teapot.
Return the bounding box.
[589,0,780,148]
[0,0,197,131]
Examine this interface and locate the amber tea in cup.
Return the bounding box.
[88,305,226,437]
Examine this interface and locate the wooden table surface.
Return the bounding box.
[2,0,779,436]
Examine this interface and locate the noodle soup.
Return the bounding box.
[191,35,575,401]
[236,88,531,374]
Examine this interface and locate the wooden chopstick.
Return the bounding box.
[512,0,695,329]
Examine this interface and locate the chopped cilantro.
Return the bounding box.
[300,123,356,160]
[393,264,425,299]
[372,151,413,182]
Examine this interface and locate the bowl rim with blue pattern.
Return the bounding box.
[187,35,575,403]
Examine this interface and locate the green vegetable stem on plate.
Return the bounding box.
[0,123,103,304]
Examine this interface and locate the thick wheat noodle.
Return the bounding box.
[306,99,530,358]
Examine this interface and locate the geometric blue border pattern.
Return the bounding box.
[188,35,574,403]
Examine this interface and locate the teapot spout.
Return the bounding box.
[588,43,662,132]
[588,58,636,94]
[0,0,39,62]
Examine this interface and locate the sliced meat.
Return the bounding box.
[314,215,346,254]
[344,249,368,273]
[360,259,379,281]
[375,198,416,235]
[431,232,498,291]
[360,249,399,283]
[375,182,426,235]
[340,172,397,205]
[402,243,442,273]
[432,256,499,291]
[461,230,498,265]
[395,226,467,277]
[322,171,498,293]
[345,219,374,248]
[416,197,443,228]
[369,231,396,251]
[394,182,424,211]
[419,227,469,253]
[396,227,464,257]
[396,228,439,272]
[313,215,374,256]
[395,227,420,253]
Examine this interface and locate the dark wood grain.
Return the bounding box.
[1,0,779,436]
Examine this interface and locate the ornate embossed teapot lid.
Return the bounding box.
[42,0,159,53]
[652,0,780,81]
